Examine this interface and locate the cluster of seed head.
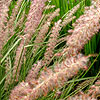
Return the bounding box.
[9,0,49,84]
[43,3,80,66]
[0,0,26,87]
[5,1,80,87]
[5,0,25,84]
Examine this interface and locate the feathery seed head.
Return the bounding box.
[10,54,89,100]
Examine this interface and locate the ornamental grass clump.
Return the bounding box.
[9,0,100,100]
[0,0,100,100]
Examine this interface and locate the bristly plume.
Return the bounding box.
[67,2,100,52]
[33,8,60,53]
[24,0,47,36]
[5,0,23,37]
[25,60,43,88]
[66,3,80,18]
[61,3,80,27]
[43,19,62,65]
[87,80,100,99]
[9,82,32,100]
[0,0,12,55]
[9,54,89,100]
[68,92,97,100]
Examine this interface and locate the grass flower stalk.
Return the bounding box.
[10,54,89,100]
[6,0,23,37]
[33,8,60,53]
[24,0,47,36]
[43,19,62,65]
[0,0,12,55]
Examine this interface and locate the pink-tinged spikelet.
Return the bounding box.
[61,3,80,27]
[9,82,32,100]
[6,0,23,37]
[43,19,62,65]
[33,8,60,53]
[68,79,100,100]
[10,54,89,100]
[0,0,12,55]
[66,3,80,18]
[88,80,100,98]
[25,60,42,87]
[24,0,47,35]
